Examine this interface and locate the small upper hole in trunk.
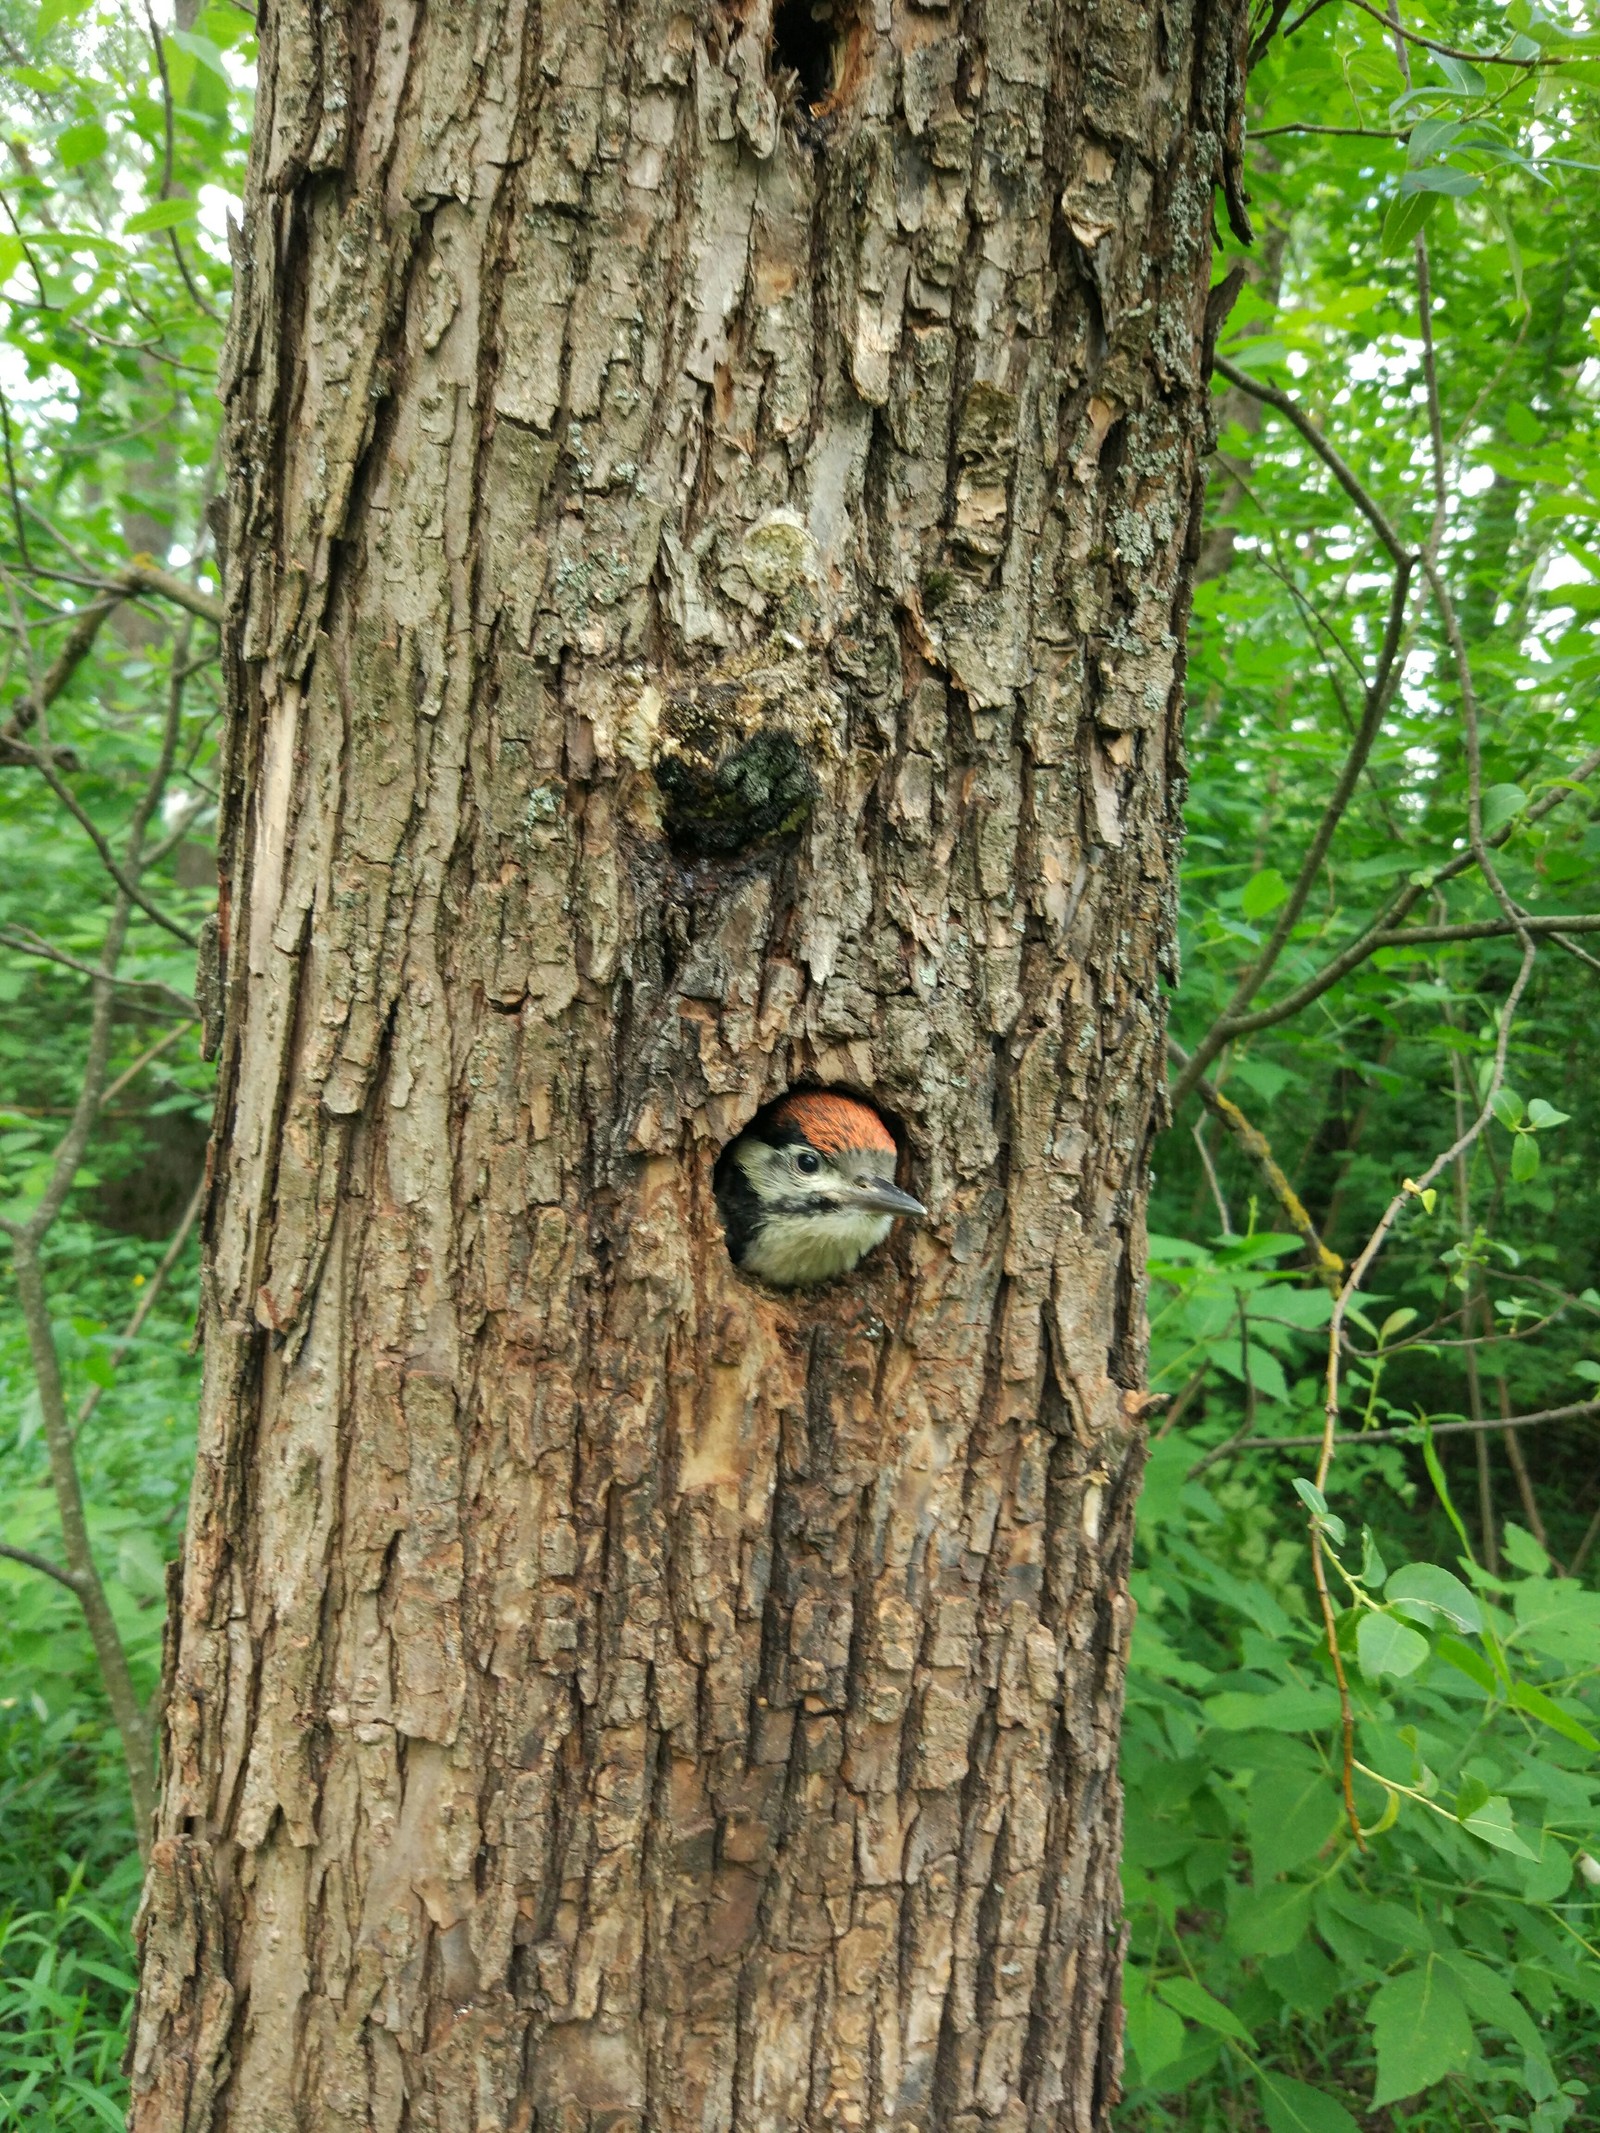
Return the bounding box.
[772,0,838,108]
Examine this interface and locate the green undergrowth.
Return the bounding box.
[1118,1237,1600,2133]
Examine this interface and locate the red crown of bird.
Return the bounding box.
[771,1092,897,1156]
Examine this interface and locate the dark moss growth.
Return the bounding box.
[921,569,956,611]
[654,724,818,856]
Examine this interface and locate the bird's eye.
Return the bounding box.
[796,1150,821,1175]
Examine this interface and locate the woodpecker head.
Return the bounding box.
[714,1093,926,1288]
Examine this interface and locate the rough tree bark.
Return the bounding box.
[131,0,1248,2126]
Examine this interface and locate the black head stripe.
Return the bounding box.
[713,1145,765,1266]
[752,1115,811,1151]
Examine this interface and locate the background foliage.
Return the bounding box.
[0,2,1595,2128]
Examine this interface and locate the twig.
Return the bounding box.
[0,594,117,745]
[1152,1363,1211,1439]
[1191,1114,1235,1236]
[1345,0,1572,66]
[1171,743,1600,1068]
[16,560,222,627]
[1310,1526,1363,1843]
[0,1540,87,1594]
[0,384,31,568]
[0,619,194,1858]
[113,559,223,628]
[73,1175,204,1440]
[0,929,198,1018]
[1170,1038,1344,1289]
[1248,0,1297,68]
[139,1,222,325]
[2,741,199,946]
[1250,122,1407,138]
[1202,1396,1600,1454]
[1280,0,1340,40]
[1173,553,1415,1109]
[1212,356,1411,566]
[1371,913,1600,947]
[1497,1373,1555,1566]
[99,1019,197,1108]
[1444,1022,1499,1570]
[6,1240,158,1849]
[1308,912,1535,1842]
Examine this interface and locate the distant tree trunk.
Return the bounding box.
[130,1,1248,2126]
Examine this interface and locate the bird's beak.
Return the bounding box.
[854,1179,927,1219]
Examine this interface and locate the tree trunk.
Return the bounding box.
[131,1,1247,2127]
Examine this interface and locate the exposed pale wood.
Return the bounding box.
[132,0,1246,2124]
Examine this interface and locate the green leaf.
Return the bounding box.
[1398,166,1480,198]
[1292,1478,1327,1518]
[125,199,200,235]
[1490,1085,1525,1127]
[1435,1632,1496,1692]
[1231,1880,1313,1957]
[196,1,256,46]
[1368,1962,1474,2106]
[1206,1682,1343,1734]
[1455,1773,1491,1821]
[1525,1097,1570,1130]
[1435,54,1487,94]
[1511,1131,1540,1182]
[1500,1520,1550,1575]
[1439,1952,1543,2057]
[1360,1527,1387,1587]
[1241,867,1289,919]
[1379,189,1440,258]
[1255,2068,1361,2133]
[1507,1679,1600,1752]
[57,119,107,169]
[1384,1563,1483,1633]
[115,1528,167,1598]
[1483,782,1529,833]
[1356,1610,1429,1681]
[1155,1973,1253,2043]
[1460,1793,1537,1858]
[1406,118,1462,164]
[1124,1981,1187,2077]
[1249,1766,1343,1881]
[168,27,230,78]
[1513,1579,1600,1666]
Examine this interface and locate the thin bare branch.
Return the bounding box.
[1345,0,1573,66]
[139,0,223,325]
[1250,122,1407,138]
[1170,744,1600,1069]
[114,559,223,628]
[0,929,197,1017]
[8,1237,157,1850]
[0,593,117,746]
[74,1174,204,1440]
[0,1540,88,1594]
[3,740,199,947]
[1169,1038,1344,1287]
[1372,913,1600,947]
[1212,356,1412,566]
[98,1019,197,1109]
[1173,553,1414,1107]
[1204,1395,1600,1455]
